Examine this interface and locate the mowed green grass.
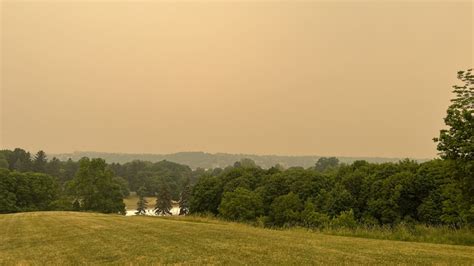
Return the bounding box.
[1,212,473,265]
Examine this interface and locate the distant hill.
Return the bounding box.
[50,151,429,169]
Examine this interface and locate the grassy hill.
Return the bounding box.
[1,212,473,265]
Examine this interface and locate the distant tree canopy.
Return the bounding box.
[314,157,339,172]
[109,159,194,200]
[50,151,412,169]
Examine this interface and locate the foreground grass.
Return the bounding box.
[1,212,473,265]
[318,224,474,246]
[123,195,473,246]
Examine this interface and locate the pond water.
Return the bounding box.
[125,206,180,216]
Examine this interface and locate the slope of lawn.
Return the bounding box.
[1,212,473,265]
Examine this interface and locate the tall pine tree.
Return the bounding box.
[135,186,148,215]
[179,178,191,215]
[155,182,172,215]
[33,150,48,173]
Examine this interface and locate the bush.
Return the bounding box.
[218,187,263,221]
[332,209,357,229]
[301,200,330,229]
[255,215,269,228]
[190,175,223,215]
[269,192,303,227]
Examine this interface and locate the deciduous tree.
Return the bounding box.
[69,158,126,214]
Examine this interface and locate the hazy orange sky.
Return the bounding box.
[1,1,472,158]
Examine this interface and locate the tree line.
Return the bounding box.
[191,157,472,227]
[1,150,471,227]
[0,149,198,214]
[50,151,408,169]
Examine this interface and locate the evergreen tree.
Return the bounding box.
[46,157,61,178]
[155,182,172,215]
[63,158,79,183]
[136,186,148,215]
[179,178,191,215]
[33,150,48,173]
[10,148,32,172]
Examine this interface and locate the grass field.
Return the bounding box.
[1,212,473,265]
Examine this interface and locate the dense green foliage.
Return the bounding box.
[190,175,223,214]
[434,68,474,226]
[0,168,58,213]
[189,158,472,227]
[0,154,8,169]
[1,152,470,227]
[68,158,126,214]
[0,151,131,215]
[109,160,195,200]
[0,148,199,215]
[434,69,473,161]
[219,187,263,221]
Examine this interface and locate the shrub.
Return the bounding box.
[301,200,330,229]
[218,187,264,221]
[269,192,303,227]
[332,209,357,229]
